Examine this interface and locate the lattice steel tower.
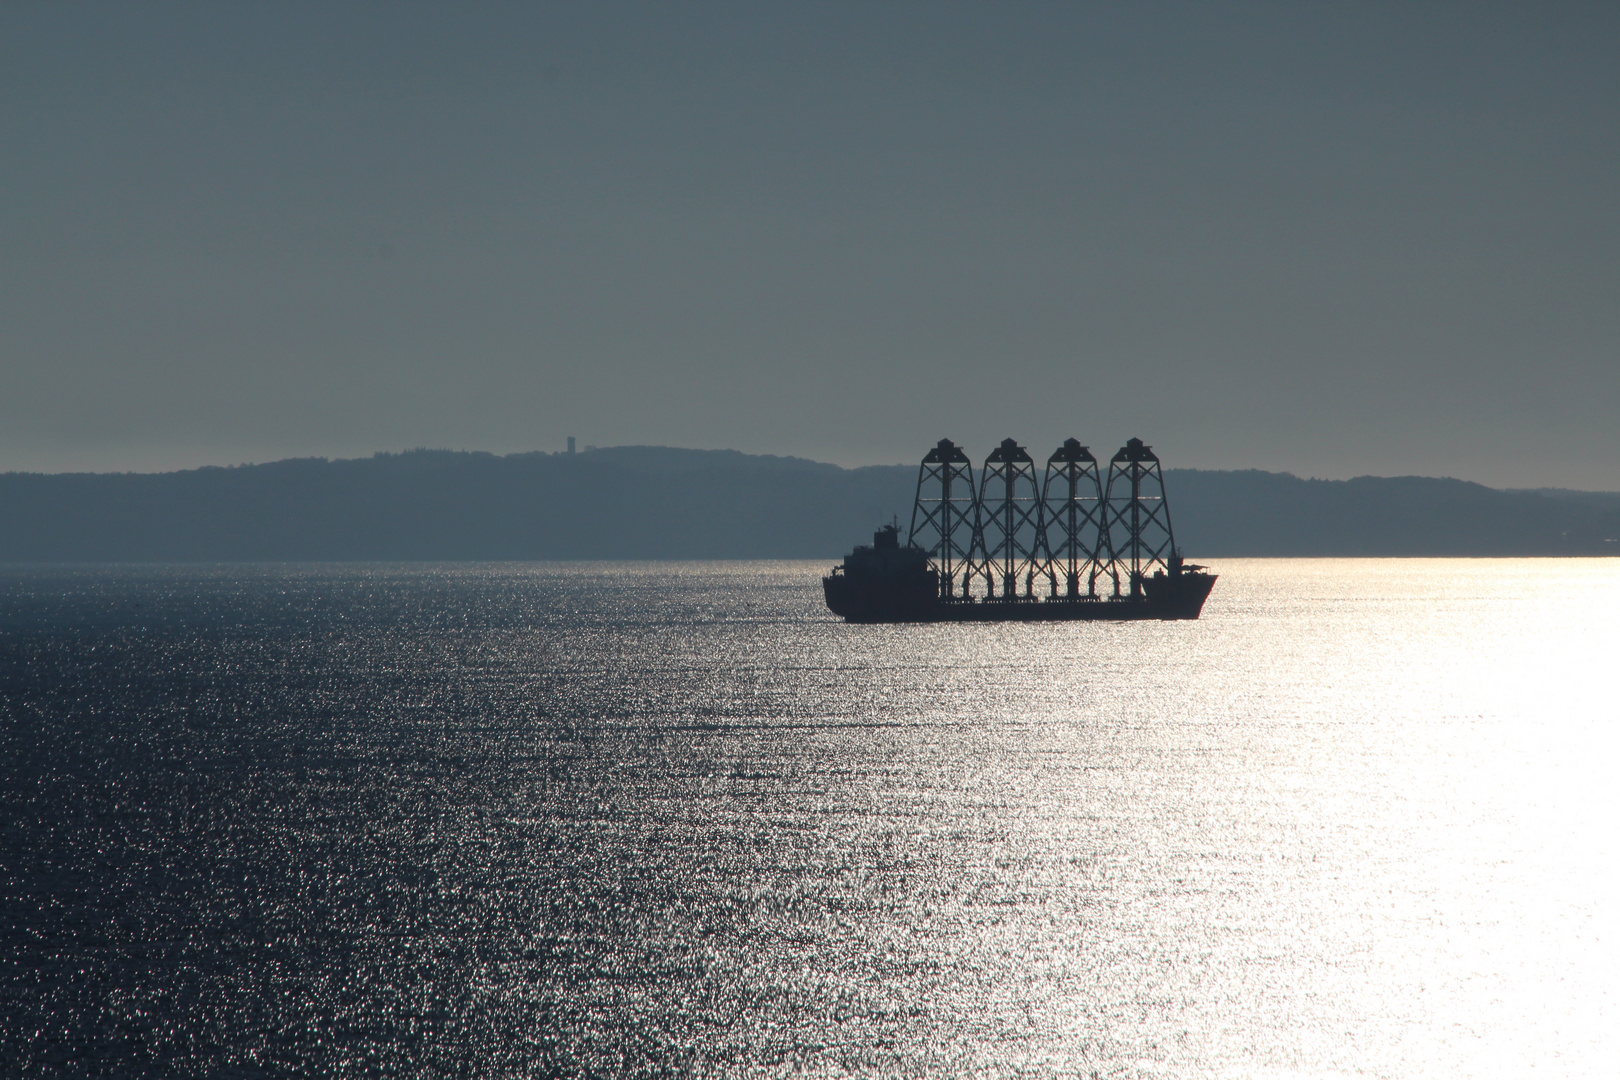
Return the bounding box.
[1039,437,1113,598]
[907,438,978,599]
[1104,437,1178,599]
[972,437,1043,599]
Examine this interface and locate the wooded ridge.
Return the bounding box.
[2,447,1616,560]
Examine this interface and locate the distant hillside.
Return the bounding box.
[1165,470,1620,556]
[0,447,1616,560]
[0,448,917,561]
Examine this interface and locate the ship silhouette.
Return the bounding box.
[823,437,1216,622]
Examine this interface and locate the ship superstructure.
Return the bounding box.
[823,437,1215,622]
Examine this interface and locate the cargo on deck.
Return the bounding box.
[823,437,1216,623]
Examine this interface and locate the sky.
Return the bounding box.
[3,2,1617,489]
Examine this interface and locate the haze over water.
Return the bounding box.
[2,559,1615,1076]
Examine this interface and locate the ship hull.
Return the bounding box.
[823,572,1216,623]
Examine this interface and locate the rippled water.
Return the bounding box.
[2,559,1616,1077]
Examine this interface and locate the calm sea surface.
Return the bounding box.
[1,559,1616,1078]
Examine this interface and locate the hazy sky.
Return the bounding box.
[3,3,1617,487]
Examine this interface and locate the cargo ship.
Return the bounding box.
[823,437,1215,623]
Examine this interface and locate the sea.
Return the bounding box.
[1,559,1616,1078]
